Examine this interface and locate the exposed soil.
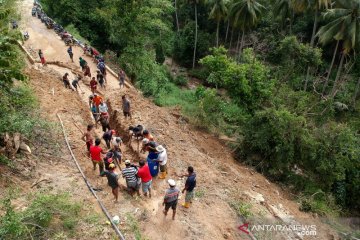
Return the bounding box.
[3,0,342,239]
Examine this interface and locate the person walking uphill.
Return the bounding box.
[67,46,74,62]
[100,163,119,202]
[163,179,180,220]
[182,166,197,208]
[89,138,106,175]
[38,49,46,65]
[79,57,87,70]
[122,95,131,119]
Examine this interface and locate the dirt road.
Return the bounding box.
[18,0,340,239]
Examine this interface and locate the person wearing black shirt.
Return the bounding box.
[182,166,196,208]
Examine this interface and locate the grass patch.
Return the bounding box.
[230,201,253,220]
[0,192,82,239]
[125,213,148,240]
[194,188,206,198]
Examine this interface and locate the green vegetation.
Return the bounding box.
[230,201,253,220]
[125,213,148,240]
[0,192,81,239]
[38,0,360,218]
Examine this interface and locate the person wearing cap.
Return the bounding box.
[137,160,152,198]
[122,160,140,196]
[122,95,132,119]
[103,129,116,149]
[100,163,119,202]
[163,179,180,220]
[155,145,167,179]
[111,137,122,168]
[181,166,197,208]
[90,138,106,175]
[142,130,154,141]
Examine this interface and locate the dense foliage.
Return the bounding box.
[40,0,360,215]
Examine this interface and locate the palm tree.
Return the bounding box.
[186,0,204,69]
[209,0,228,47]
[229,0,265,58]
[317,0,360,97]
[293,0,332,90]
[273,0,294,33]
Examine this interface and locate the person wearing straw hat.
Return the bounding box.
[163,179,180,220]
[122,160,140,196]
[155,145,167,179]
[100,163,119,202]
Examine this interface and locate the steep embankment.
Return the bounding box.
[16,0,341,239]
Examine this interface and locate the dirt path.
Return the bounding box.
[18,1,340,239]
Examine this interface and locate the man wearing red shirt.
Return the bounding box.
[137,160,152,198]
[90,138,106,175]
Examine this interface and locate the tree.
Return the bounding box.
[208,0,228,47]
[317,0,360,97]
[186,0,204,69]
[229,0,265,58]
[273,0,294,33]
[294,0,331,91]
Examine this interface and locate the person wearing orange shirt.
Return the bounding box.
[92,93,103,112]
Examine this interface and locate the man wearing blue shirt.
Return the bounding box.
[182,166,196,208]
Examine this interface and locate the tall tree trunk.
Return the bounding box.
[304,7,319,91]
[192,3,198,69]
[229,28,234,51]
[330,52,345,98]
[310,6,319,47]
[216,19,220,47]
[225,20,230,44]
[323,40,340,94]
[174,0,180,33]
[237,30,245,61]
[353,77,360,105]
[235,31,241,53]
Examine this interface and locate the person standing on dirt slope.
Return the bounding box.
[137,160,152,198]
[99,100,109,117]
[38,49,46,65]
[72,75,81,91]
[111,137,122,168]
[122,160,141,197]
[83,64,91,79]
[155,145,168,179]
[62,73,71,89]
[96,70,105,89]
[181,166,196,208]
[90,77,97,94]
[82,124,94,157]
[163,179,180,220]
[101,163,120,202]
[100,163,119,203]
[122,95,132,119]
[90,138,106,175]
[79,57,87,70]
[103,129,116,149]
[143,130,154,142]
[67,46,74,62]
[118,69,126,88]
[92,93,103,112]
[97,114,110,132]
